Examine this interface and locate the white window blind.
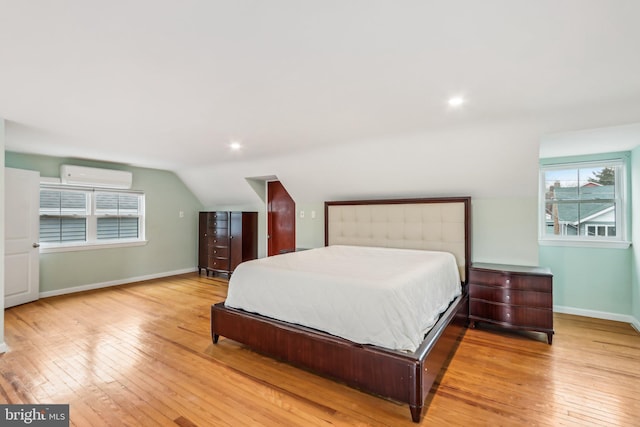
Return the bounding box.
[95,192,141,240]
[39,189,89,243]
[39,185,145,249]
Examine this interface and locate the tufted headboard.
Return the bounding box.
[324,197,471,283]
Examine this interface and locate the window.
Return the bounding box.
[40,189,89,243]
[39,185,145,251]
[586,224,616,237]
[539,158,627,247]
[95,192,141,240]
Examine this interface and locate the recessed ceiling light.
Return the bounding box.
[448,96,465,107]
[229,141,242,151]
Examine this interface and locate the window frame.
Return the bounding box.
[585,224,616,237]
[539,155,630,249]
[39,184,147,253]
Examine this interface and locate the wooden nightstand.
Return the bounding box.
[469,263,554,344]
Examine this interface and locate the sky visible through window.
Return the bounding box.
[545,167,603,188]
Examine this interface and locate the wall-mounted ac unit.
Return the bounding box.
[60,165,133,189]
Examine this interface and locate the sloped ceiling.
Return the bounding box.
[2,1,640,205]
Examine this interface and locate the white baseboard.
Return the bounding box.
[39,267,198,299]
[554,305,640,330]
[0,341,8,354]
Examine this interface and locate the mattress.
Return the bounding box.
[224,245,461,352]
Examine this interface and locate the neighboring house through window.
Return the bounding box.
[539,155,629,248]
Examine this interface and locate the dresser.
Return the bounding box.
[469,263,554,344]
[198,211,258,276]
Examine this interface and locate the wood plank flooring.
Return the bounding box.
[1,273,639,426]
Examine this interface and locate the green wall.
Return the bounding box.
[632,146,640,326]
[0,120,6,351]
[539,246,632,315]
[5,152,203,293]
[471,197,539,265]
[296,202,325,249]
[539,152,635,319]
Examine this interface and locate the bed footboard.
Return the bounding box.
[211,290,468,423]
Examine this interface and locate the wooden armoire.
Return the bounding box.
[198,211,258,276]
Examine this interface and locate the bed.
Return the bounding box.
[211,197,471,422]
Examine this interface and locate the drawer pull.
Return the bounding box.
[506,279,510,285]
[506,313,511,318]
[506,294,510,301]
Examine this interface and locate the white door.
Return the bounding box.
[4,168,40,308]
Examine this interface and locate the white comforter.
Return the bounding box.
[224,245,461,352]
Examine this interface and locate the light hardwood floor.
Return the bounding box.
[1,273,639,426]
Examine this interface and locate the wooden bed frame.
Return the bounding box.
[211,197,471,422]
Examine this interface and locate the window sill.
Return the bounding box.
[539,239,631,249]
[40,240,148,254]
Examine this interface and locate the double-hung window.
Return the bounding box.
[539,156,628,248]
[39,185,145,252]
[95,192,142,240]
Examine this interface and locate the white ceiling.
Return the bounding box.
[540,123,640,159]
[2,0,640,174]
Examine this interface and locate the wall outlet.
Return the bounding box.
[179,211,184,218]
[300,210,305,218]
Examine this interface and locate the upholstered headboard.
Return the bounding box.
[325,197,471,282]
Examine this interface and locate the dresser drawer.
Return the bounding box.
[469,269,551,292]
[211,219,228,229]
[210,246,229,258]
[212,211,229,220]
[208,213,229,230]
[211,237,229,246]
[470,300,553,329]
[469,284,551,308]
[210,257,230,270]
[212,226,229,238]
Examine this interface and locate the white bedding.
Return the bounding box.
[224,245,461,352]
